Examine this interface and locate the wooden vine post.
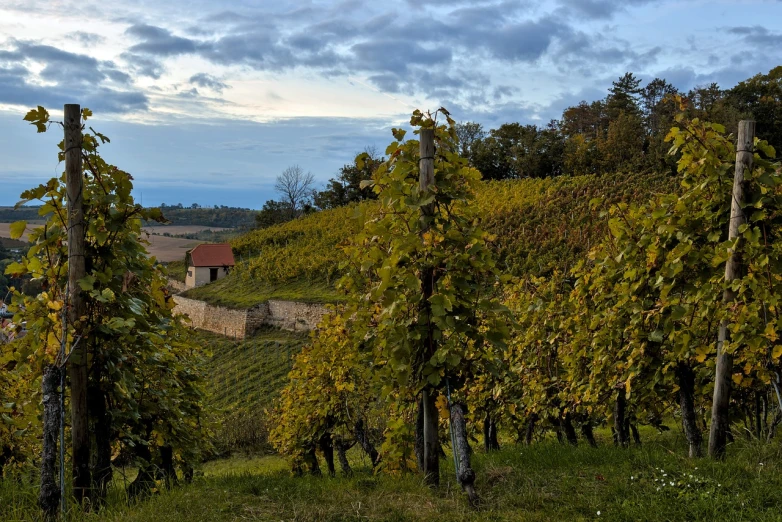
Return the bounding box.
[708,120,755,459]
[418,127,440,486]
[39,365,61,519]
[65,103,91,501]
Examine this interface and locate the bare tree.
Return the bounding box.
[274,165,315,217]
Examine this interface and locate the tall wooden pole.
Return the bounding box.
[708,120,755,459]
[418,127,439,485]
[65,104,91,501]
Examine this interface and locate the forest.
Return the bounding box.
[1,65,782,521]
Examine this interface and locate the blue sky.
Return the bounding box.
[1,0,781,208]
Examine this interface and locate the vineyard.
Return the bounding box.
[201,329,308,454]
[3,98,782,522]
[185,170,673,309]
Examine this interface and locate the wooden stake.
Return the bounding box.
[39,365,61,520]
[65,103,91,502]
[418,127,439,485]
[708,120,755,459]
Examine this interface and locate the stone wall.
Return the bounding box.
[172,296,330,339]
[265,300,330,331]
[167,278,187,294]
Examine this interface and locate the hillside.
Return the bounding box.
[185,170,673,309]
[199,329,309,454]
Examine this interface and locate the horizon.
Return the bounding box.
[1,0,781,209]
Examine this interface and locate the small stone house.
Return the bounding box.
[185,243,235,288]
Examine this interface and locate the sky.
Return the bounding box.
[0,0,781,209]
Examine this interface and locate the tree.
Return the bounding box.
[607,72,642,119]
[254,199,295,229]
[471,123,564,180]
[455,121,486,159]
[598,111,645,171]
[275,165,315,217]
[728,66,782,154]
[313,148,382,210]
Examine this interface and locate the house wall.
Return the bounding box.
[185,266,229,288]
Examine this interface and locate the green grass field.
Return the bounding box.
[4,431,781,521]
[182,273,343,308]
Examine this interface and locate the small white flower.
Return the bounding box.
[663,473,667,477]
[670,481,674,486]
[718,484,721,487]
[597,511,601,516]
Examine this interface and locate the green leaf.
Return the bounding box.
[9,220,26,239]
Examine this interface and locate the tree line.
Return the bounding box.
[256,66,781,230]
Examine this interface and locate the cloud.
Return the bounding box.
[126,23,201,56]
[0,40,147,113]
[726,25,782,47]
[351,40,453,74]
[189,73,229,93]
[121,52,165,79]
[485,17,567,62]
[556,0,661,20]
[71,31,106,45]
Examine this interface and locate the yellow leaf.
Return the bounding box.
[732,373,743,386]
[764,323,778,343]
[9,220,26,239]
[773,345,782,360]
[435,394,450,419]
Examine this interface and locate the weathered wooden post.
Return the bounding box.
[449,402,478,505]
[65,103,91,502]
[418,127,440,486]
[39,365,61,520]
[708,120,755,459]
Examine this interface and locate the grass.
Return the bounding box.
[4,431,782,521]
[182,273,343,308]
[164,260,187,283]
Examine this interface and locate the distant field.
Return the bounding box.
[0,222,202,262]
[141,233,203,262]
[143,225,232,235]
[0,223,30,242]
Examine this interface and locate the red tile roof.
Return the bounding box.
[188,243,235,267]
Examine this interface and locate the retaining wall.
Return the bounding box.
[172,295,329,339]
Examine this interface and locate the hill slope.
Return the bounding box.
[185,170,673,309]
[199,329,309,453]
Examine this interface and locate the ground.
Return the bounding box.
[3,428,781,521]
